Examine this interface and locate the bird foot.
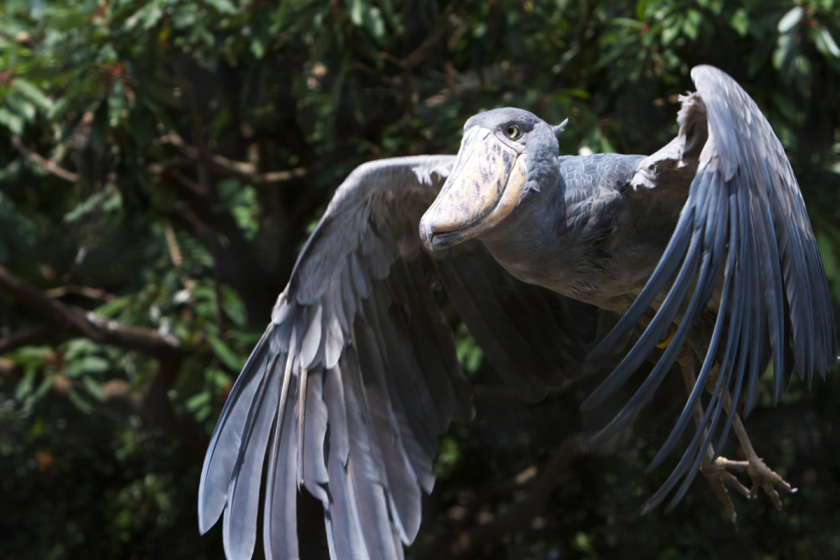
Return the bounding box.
[699,454,797,523]
[699,456,751,525]
[746,456,797,511]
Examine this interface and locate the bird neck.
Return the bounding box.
[478,154,633,301]
[477,159,576,286]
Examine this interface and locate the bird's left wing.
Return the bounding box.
[197,155,473,560]
[582,66,837,510]
[197,154,619,560]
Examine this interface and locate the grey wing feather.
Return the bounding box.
[198,148,632,559]
[199,155,472,560]
[583,65,837,511]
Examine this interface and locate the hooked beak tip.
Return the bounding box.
[419,217,434,252]
[419,212,463,252]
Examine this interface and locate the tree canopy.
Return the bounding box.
[1,0,839,558]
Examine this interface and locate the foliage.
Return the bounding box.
[1,0,839,558]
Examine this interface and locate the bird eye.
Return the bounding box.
[503,124,522,140]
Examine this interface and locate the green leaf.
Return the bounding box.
[0,107,24,134]
[455,323,483,374]
[778,6,803,34]
[95,296,130,318]
[730,9,749,37]
[12,345,52,364]
[611,17,643,30]
[186,390,211,411]
[65,339,100,359]
[67,386,94,414]
[15,369,36,400]
[63,189,122,223]
[815,25,840,59]
[662,21,680,46]
[773,33,795,73]
[683,10,702,41]
[82,376,106,401]
[207,334,246,371]
[32,376,54,403]
[64,356,110,378]
[12,79,53,112]
[6,94,36,122]
[220,286,247,328]
[250,37,265,59]
[204,0,237,15]
[349,0,385,40]
[560,88,590,100]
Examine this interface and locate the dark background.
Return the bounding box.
[1,0,840,558]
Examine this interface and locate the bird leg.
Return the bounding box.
[703,368,797,510]
[676,350,750,524]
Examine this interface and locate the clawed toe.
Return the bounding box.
[699,456,751,524]
[747,457,797,510]
[699,452,796,523]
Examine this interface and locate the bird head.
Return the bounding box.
[419,108,565,251]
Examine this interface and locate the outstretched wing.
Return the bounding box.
[198,155,619,560]
[583,65,837,510]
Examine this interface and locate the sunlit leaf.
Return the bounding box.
[82,376,106,402]
[220,286,247,328]
[778,6,803,34]
[15,369,36,400]
[730,9,748,37]
[815,25,840,58]
[11,79,53,112]
[0,107,24,134]
[65,356,109,378]
[186,390,211,411]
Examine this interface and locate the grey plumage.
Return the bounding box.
[199,66,837,559]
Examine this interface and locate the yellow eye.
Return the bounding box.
[503,124,522,140]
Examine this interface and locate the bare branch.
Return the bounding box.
[0,324,56,354]
[45,284,116,301]
[11,135,80,183]
[156,130,307,186]
[0,265,180,359]
[379,3,455,69]
[162,221,184,267]
[169,168,207,196]
[147,155,193,176]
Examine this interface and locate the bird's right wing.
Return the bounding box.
[583,65,837,511]
[197,155,618,560]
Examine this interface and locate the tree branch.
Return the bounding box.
[0,265,208,458]
[156,130,307,187]
[11,135,80,183]
[0,265,179,359]
[0,324,56,354]
[45,284,116,301]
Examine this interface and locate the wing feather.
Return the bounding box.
[200,151,629,559]
[588,65,837,510]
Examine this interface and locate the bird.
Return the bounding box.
[197,65,837,560]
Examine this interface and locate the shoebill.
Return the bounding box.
[198,65,837,560]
